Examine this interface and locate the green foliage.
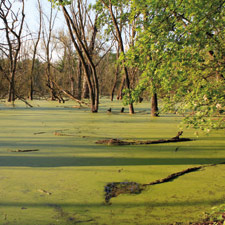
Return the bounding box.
[203,204,225,224]
[48,0,71,7]
[94,0,134,37]
[124,0,225,131]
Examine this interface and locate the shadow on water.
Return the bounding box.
[0,197,224,208]
[0,156,224,167]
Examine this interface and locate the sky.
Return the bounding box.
[24,0,95,33]
[24,0,65,33]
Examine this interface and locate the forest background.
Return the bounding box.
[0,0,224,131]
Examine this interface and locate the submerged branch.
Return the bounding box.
[52,80,88,106]
[15,94,33,108]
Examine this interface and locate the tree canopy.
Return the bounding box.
[122,0,225,131]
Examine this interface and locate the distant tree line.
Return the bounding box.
[0,0,125,106]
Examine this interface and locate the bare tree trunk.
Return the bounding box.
[29,73,34,100]
[82,76,89,99]
[42,2,60,101]
[111,46,120,101]
[151,93,159,117]
[29,0,42,100]
[69,76,75,96]
[63,11,96,111]
[111,67,119,101]
[101,0,134,114]
[8,72,15,102]
[60,2,99,112]
[76,59,82,99]
[117,77,125,100]
[46,62,55,100]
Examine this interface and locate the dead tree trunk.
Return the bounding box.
[111,65,119,101]
[111,45,120,101]
[29,0,42,100]
[42,1,59,101]
[8,71,15,102]
[151,93,159,117]
[76,59,82,100]
[117,77,125,100]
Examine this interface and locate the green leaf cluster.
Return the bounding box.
[48,0,71,7]
[203,204,225,224]
[123,0,225,131]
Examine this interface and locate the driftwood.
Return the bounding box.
[10,149,39,152]
[34,132,46,135]
[38,189,52,195]
[96,131,191,145]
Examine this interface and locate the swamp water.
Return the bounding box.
[0,99,225,225]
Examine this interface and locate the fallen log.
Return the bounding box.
[96,138,129,145]
[96,131,192,145]
[145,166,202,186]
[34,132,46,135]
[10,149,39,152]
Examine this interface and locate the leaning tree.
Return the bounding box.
[49,0,100,112]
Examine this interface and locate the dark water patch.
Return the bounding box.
[104,182,145,204]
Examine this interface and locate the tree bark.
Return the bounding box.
[76,59,82,100]
[111,69,118,101]
[82,76,89,99]
[117,77,125,100]
[111,46,120,101]
[151,93,159,117]
[8,72,15,102]
[29,0,42,100]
